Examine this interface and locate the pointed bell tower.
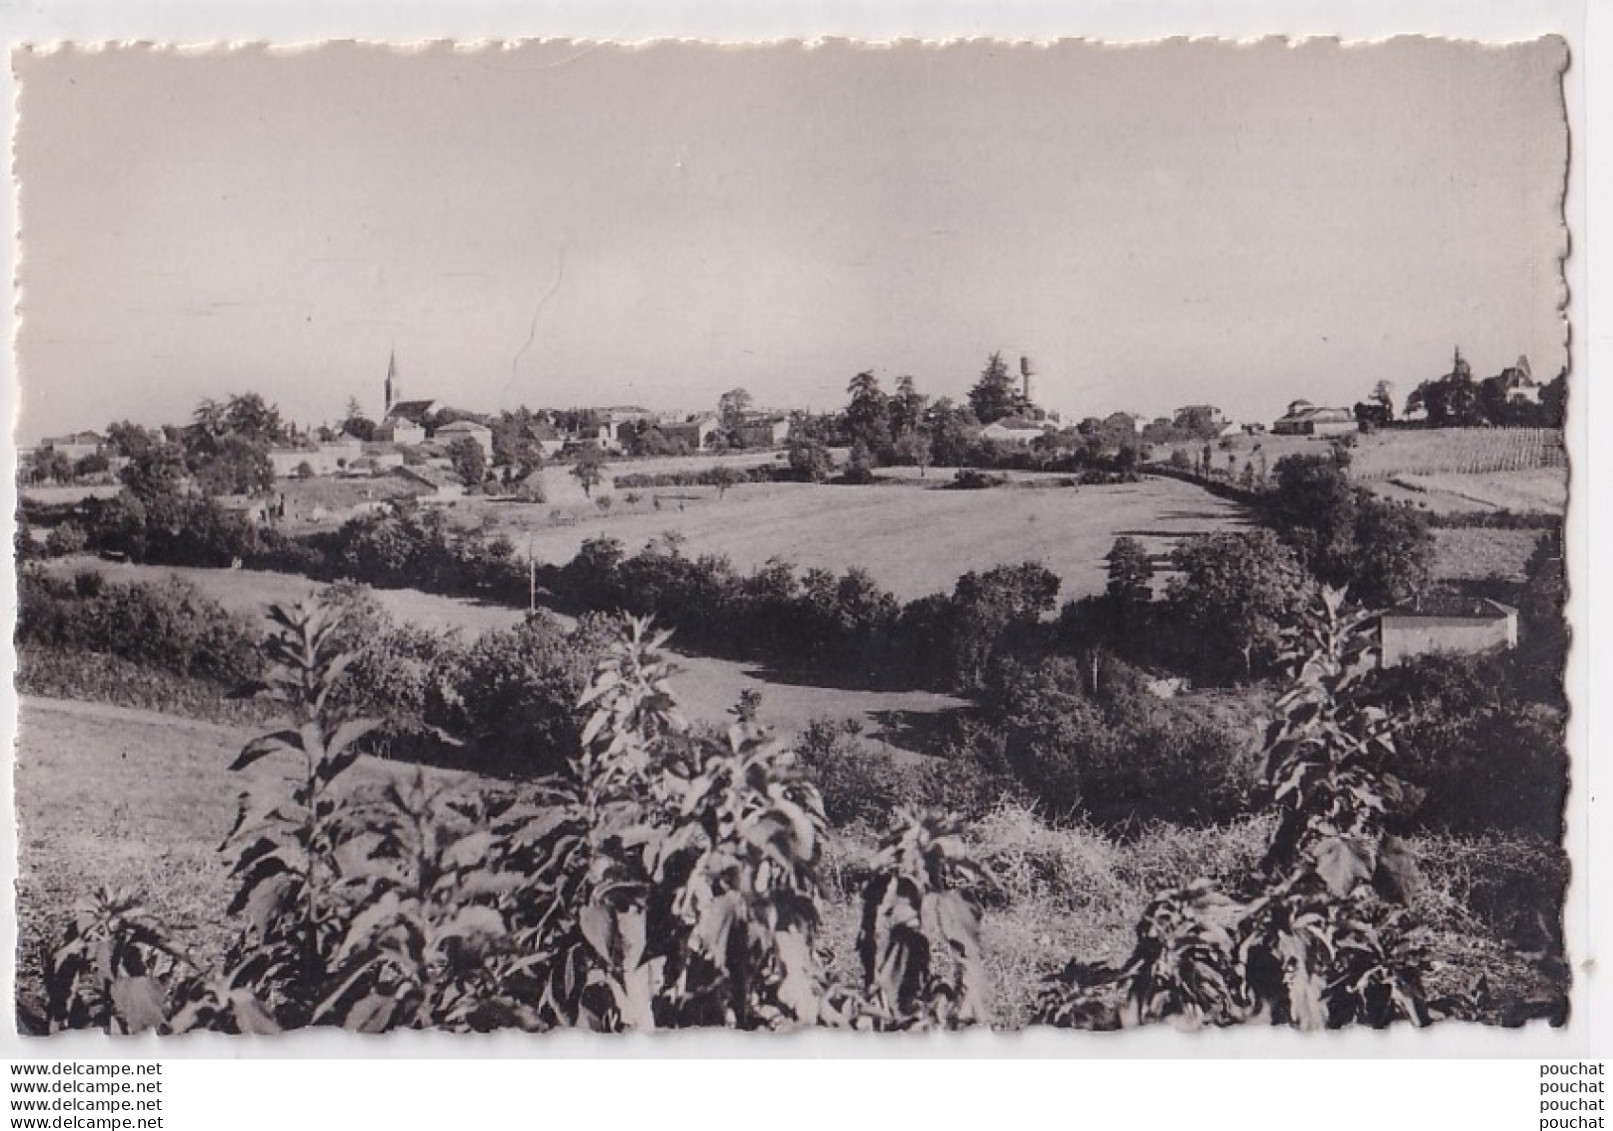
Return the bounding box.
[384,350,398,414]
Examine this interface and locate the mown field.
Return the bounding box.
[12,697,475,1016]
[18,483,121,506]
[1429,528,1546,584]
[470,474,1252,602]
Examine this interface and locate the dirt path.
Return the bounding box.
[19,693,253,740]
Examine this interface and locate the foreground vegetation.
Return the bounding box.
[19,586,1566,1033]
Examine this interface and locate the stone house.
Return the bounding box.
[1272,400,1358,437]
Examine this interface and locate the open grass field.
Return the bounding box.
[474,474,1254,602]
[259,474,423,516]
[1365,468,1567,516]
[12,696,478,1018]
[19,483,121,506]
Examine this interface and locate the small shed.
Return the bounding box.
[1378,597,1518,667]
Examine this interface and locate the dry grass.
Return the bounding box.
[822,802,1565,1029]
[13,696,478,1020]
[1429,528,1542,583]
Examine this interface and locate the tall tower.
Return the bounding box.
[384,351,398,413]
[1019,355,1035,407]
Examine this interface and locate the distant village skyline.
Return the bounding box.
[18,339,1557,445]
[14,39,1568,443]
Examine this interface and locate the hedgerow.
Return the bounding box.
[612,465,790,490]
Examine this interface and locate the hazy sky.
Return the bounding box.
[13,38,1568,441]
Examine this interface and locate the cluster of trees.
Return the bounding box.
[1069,449,1434,683]
[63,432,285,568]
[548,535,1063,694]
[21,447,111,487]
[21,399,271,495]
[1265,448,1433,606]
[39,399,339,569]
[965,651,1257,827]
[16,566,610,783]
[1402,349,1566,429]
[836,369,972,473]
[322,506,525,597]
[177,393,287,495]
[811,353,1051,477]
[17,569,264,686]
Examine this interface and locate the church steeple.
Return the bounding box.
[384,351,398,413]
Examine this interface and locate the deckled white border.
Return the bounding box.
[0,0,1602,1062]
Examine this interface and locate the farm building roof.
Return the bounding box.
[1273,404,1352,426]
[395,465,459,490]
[384,399,437,423]
[986,416,1053,431]
[1386,595,1515,621]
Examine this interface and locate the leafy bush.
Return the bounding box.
[17,568,262,685]
[15,646,281,727]
[948,468,1007,490]
[969,653,1257,828]
[1037,589,1466,1030]
[855,814,987,1029]
[1375,652,1567,839]
[317,582,461,746]
[43,521,89,557]
[796,719,916,829]
[326,505,523,600]
[428,612,602,777]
